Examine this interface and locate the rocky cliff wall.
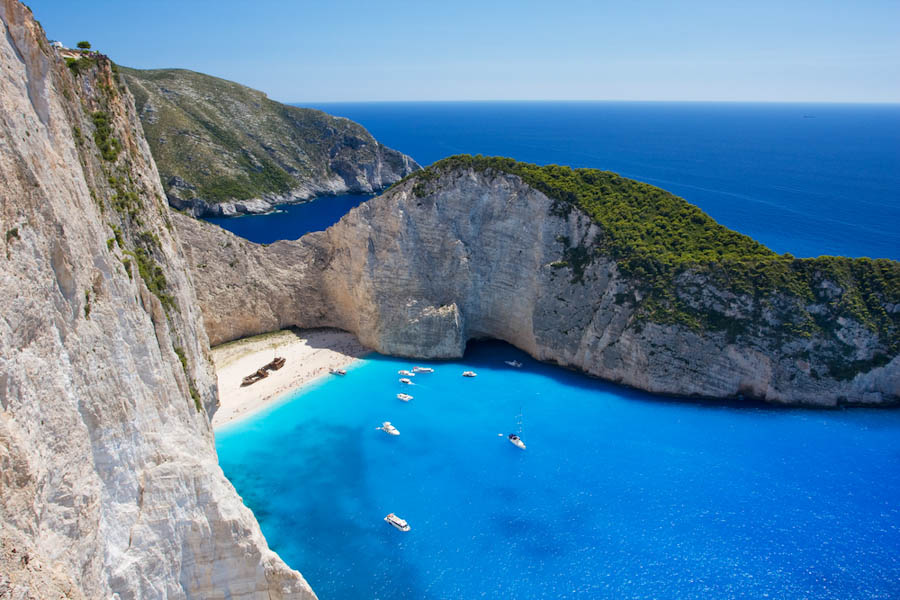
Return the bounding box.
[0,2,315,597]
[177,168,899,407]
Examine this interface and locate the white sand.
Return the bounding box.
[211,328,369,429]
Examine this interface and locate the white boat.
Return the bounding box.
[384,513,410,531]
[508,433,526,450]
[377,421,400,436]
[397,393,413,402]
[412,366,434,373]
[462,371,477,378]
[329,368,347,376]
[504,360,523,368]
[399,377,413,385]
[398,370,415,377]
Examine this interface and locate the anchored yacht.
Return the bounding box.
[398,370,415,377]
[508,433,526,450]
[462,371,477,377]
[412,366,434,373]
[384,513,411,531]
[504,360,523,368]
[399,377,413,385]
[377,421,400,436]
[397,393,413,402]
[329,368,347,376]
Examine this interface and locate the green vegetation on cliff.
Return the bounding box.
[120,67,416,205]
[61,53,178,315]
[404,155,899,373]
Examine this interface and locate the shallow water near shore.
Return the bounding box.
[216,340,900,599]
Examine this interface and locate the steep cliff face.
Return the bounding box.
[177,165,899,407]
[0,2,315,598]
[121,67,419,217]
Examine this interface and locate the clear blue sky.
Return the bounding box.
[26,0,900,103]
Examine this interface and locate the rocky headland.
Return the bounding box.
[0,2,314,597]
[176,157,899,407]
[120,67,420,217]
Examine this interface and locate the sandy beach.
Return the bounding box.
[211,328,370,429]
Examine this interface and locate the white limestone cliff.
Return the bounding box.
[0,2,315,597]
[176,168,899,407]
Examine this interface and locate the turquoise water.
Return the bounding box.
[213,103,900,597]
[216,341,900,599]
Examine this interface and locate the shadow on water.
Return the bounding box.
[328,336,898,429]
[368,338,790,412]
[462,338,900,415]
[219,418,432,599]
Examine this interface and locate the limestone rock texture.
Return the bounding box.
[0,2,315,598]
[177,168,898,407]
[120,67,420,217]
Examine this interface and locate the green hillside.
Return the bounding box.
[403,155,900,357]
[121,67,417,205]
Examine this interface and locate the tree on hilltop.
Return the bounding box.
[77,41,91,50]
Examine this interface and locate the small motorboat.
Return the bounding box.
[329,368,347,376]
[398,370,415,377]
[377,421,400,436]
[508,433,526,450]
[412,366,434,373]
[384,513,410,532]
[504,360,523,368]
[462,371,477,377]
[397,393,413,402]
[399,377,413,385]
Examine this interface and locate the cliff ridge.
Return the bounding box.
[0,2,315,597]
[177,157,899,406]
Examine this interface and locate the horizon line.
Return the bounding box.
[287,98,900,106]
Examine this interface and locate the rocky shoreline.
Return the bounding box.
[167,180,381,218]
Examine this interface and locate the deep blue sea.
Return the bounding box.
[211,102,899,258]
[267,101,897,261]
[214,103,900,598]
[217,342,900,599]
[205,193,371,244]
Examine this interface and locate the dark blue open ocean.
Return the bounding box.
[306,102,900,260]
[211,102,900,260]
[214,103,900,599]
